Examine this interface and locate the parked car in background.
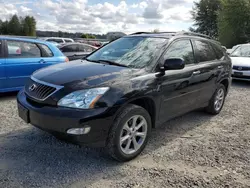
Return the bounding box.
[230,44,250,81]
[42,37,74,44]
[58,43,97,61]
[227,49,232,55]
[17,31,231,161]
[0,37,68,92]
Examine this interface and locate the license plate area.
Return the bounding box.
[234,71,243,76]
[18,103,30,123]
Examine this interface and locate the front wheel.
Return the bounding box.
[205,84,226,115]
[106,104,151,162]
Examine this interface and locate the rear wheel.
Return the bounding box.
[106,104,151,162]
[206,84,226,115]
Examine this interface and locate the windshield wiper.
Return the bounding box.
[97,59,128,67]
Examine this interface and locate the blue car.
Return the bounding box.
[0,37,68,92]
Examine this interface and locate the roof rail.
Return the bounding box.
[129,31,214,40]
[178,31,212,39]
[130,31,177,35]
[129,32,152,35]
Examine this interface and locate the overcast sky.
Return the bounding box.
[0,0,195,34]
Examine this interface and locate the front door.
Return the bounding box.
[5,40,45,89]
[158,39,203,123]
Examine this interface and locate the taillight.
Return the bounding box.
[65,57,69,62]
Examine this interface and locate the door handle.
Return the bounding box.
[218,65,223,69]
[193,70,201,75]
[39,59,46,64]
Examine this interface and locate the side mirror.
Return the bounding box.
[163,58,185,70]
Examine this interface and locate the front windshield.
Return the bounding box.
[86,36,167,68]
[231,45,250,57]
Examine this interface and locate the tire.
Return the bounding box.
[205,84,226,115]
[106,104,151,162]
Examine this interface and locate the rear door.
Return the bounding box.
[0,40,6,90]
[60,44,79,61]
[5,40,46,89]
[192,39,222,104]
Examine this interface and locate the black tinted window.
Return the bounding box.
[195,40,217,62]
[7,41,41,58]
[61,44,78,52]
[47,38,63,43]
[64,39,73,43]
[78,44,95,52]
[164,40,194,65]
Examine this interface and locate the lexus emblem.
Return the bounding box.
[238,67,242,71]
[29,84,37,91]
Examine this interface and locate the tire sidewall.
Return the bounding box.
[111,105,151,161]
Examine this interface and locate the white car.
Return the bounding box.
[41,37,74,44]
[230,44,250,81]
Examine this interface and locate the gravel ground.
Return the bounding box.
[0,80,250,188]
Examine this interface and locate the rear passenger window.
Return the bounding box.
[61,44,78,52]
[164,40,195,65]
[78,44,95,52]
[38,44,53,57]
[195,40,217,62]
[47,39,63,43]
[64,39,73,43]
[7,41,41,58]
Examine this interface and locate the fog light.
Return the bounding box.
[67,126,91,135]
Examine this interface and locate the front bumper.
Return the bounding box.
[232,70,250,81]
[17,90,116,147]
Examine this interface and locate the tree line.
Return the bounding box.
[0,15,36,36]
[191,0,250,47]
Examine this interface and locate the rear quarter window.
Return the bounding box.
[38,44,54,57]
[210,43,225,59]
[194,40,217,62]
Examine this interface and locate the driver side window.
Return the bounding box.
[164,40,195,65]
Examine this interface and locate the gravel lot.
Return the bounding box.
[1,81,250,188]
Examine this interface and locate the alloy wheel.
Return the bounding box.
[119,115,147,155]
[214,88,225,111]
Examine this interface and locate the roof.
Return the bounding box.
[0,36,60,46]
[58,42,97,49]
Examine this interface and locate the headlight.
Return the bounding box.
[58,87,109,109]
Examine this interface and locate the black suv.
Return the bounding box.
[17,32,231,161]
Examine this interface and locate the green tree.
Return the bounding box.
[81,33,96,39]
[218,0,250,47]
[81,33,88,38]
[88,34,96,39]
[1,21,9,34]
[58,30,63,37]
[8,15,21,35]
[190,0,221,38]
[22,16,36,36]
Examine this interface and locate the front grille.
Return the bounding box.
[233,66,250,71]
[25,78,58,101]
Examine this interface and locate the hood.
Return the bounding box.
[231,57,250,66]
[32,60,140,89]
